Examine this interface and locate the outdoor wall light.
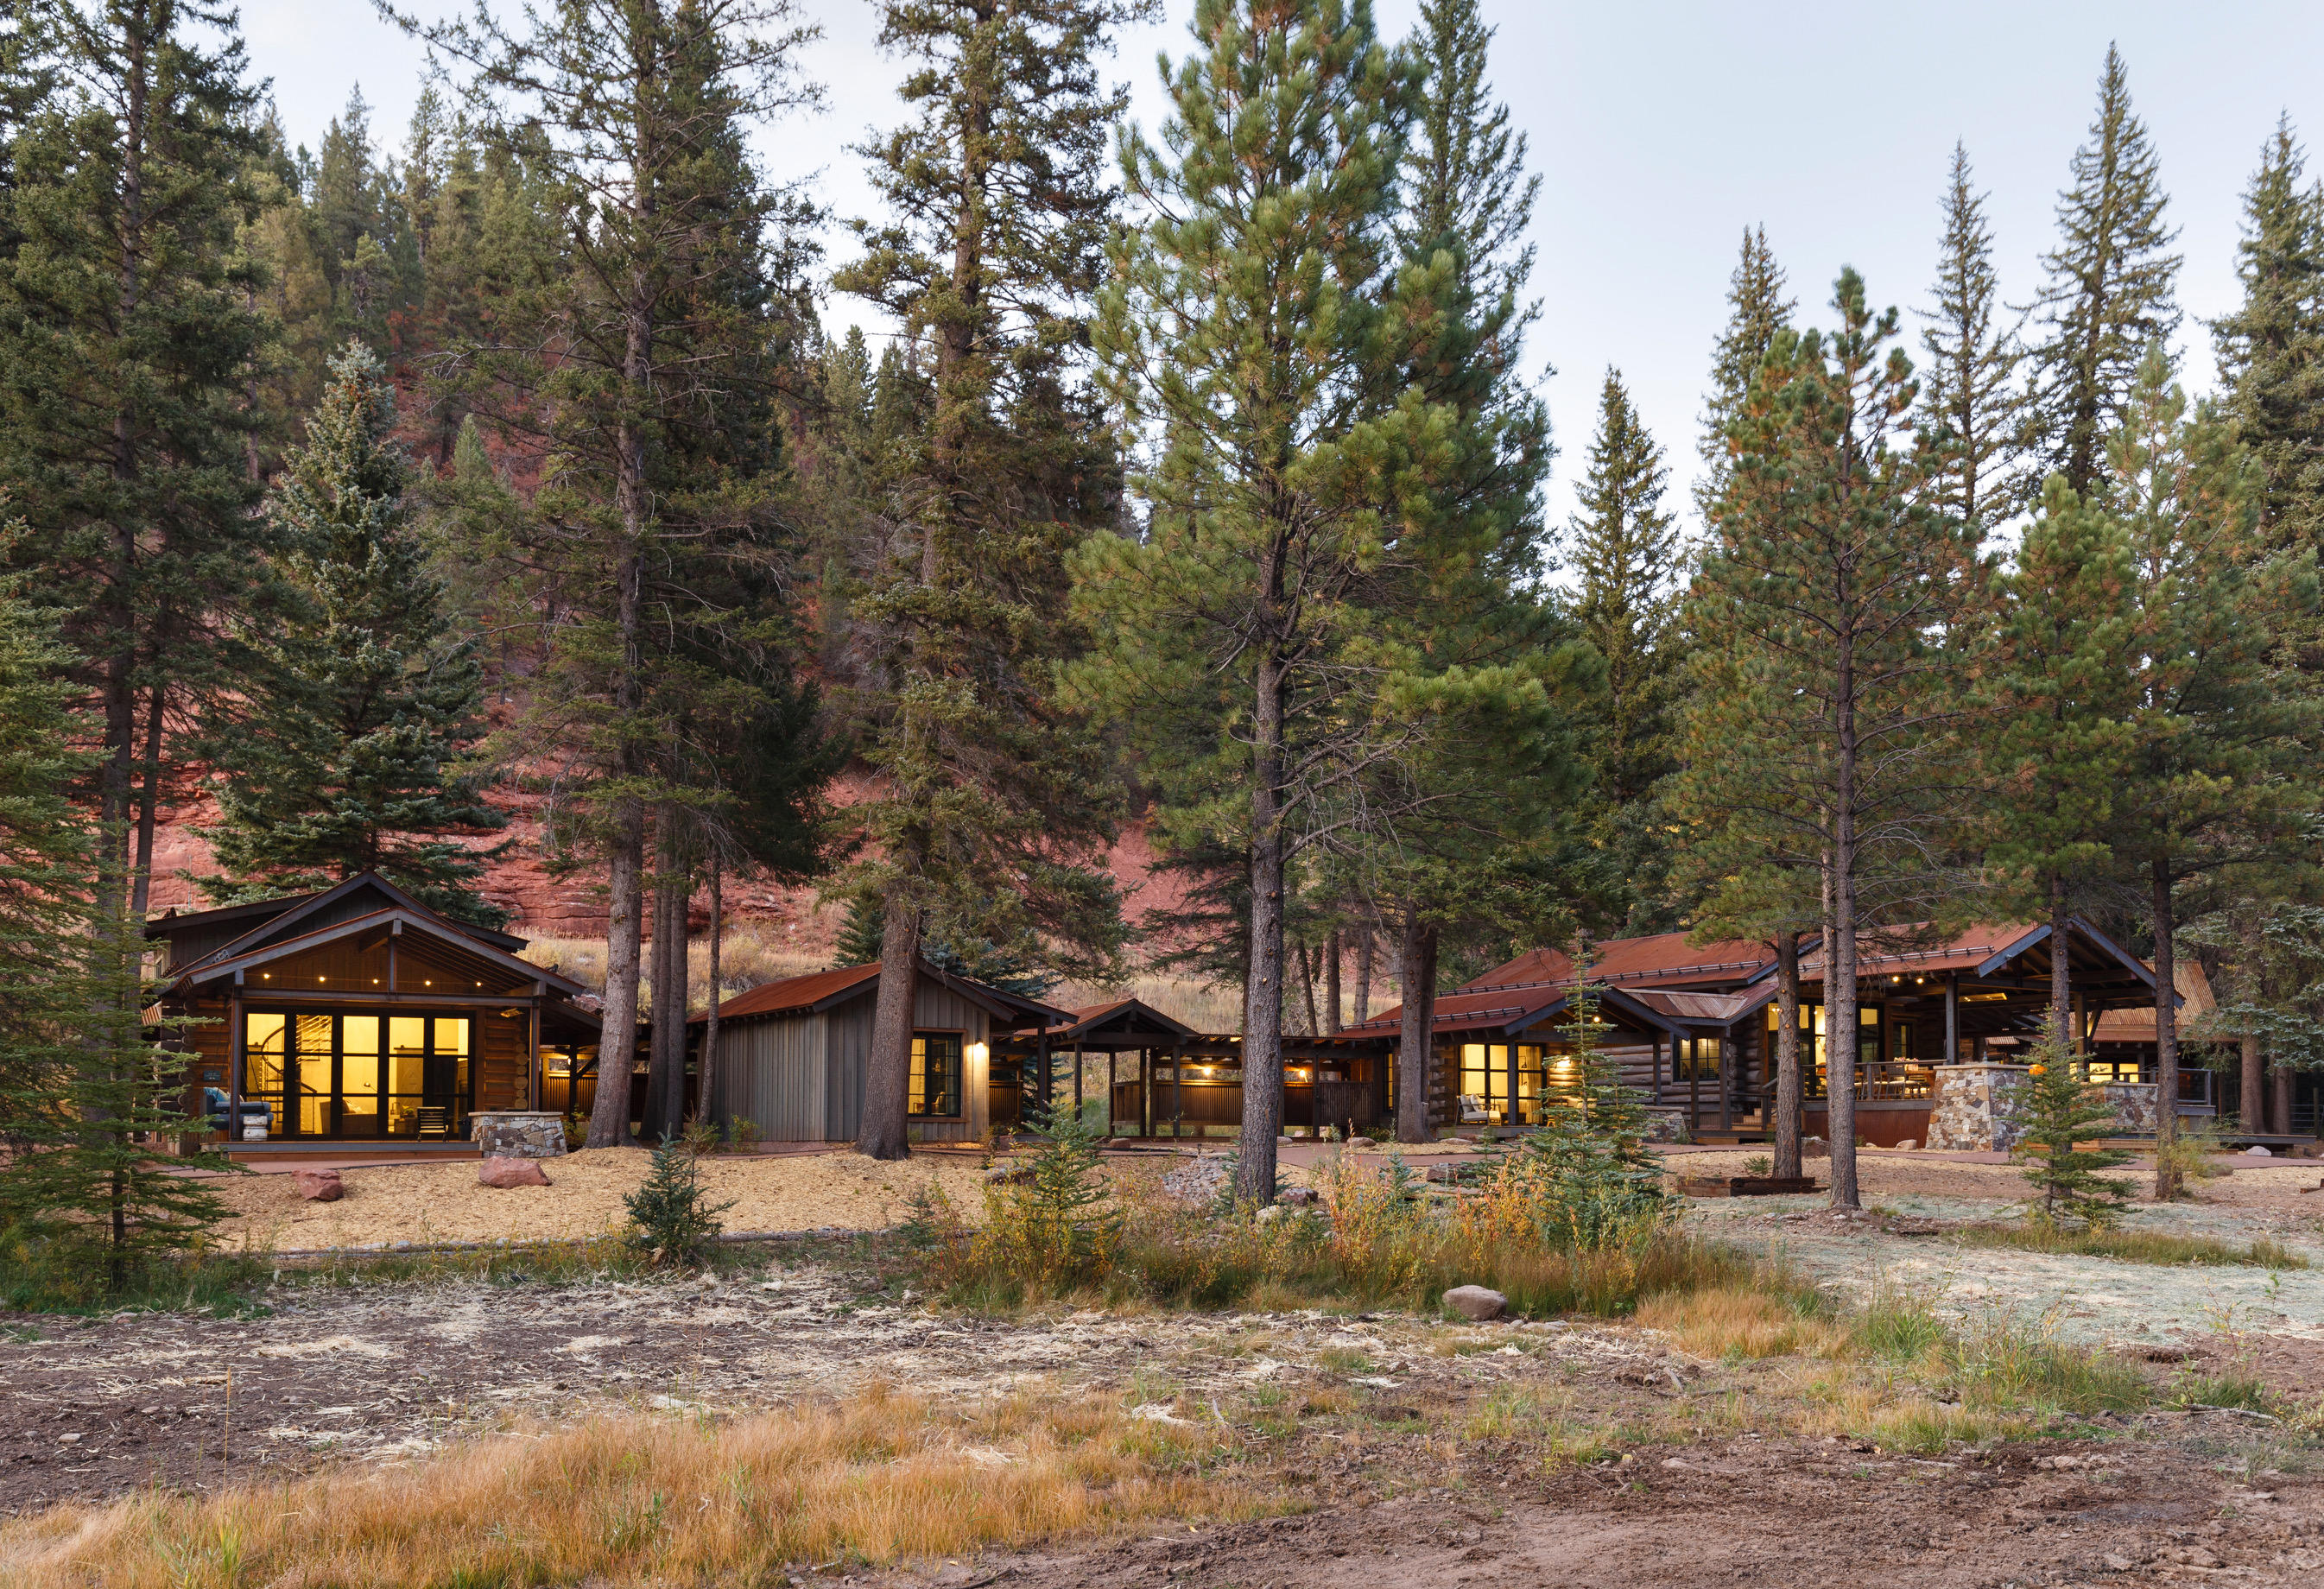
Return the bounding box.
[966,1041,989,1067]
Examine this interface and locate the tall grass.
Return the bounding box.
[0,1387,1272,1588]
[0,1231,269,1316]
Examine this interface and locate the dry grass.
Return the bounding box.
[1634,1282,1847,1362]
[0,1385,1276,1588]
[1948,1221,2308,1269]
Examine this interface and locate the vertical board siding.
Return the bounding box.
[713,1010,829,1141]
[908,981,989,1143]
[478,1012,529,1110]
[826,999,869,1141]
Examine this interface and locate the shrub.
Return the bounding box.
[624,1136,734,1267]
[909,1112,1124,1304]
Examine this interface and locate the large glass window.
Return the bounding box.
[242,1011,470,1137]
[1457,1042,1555,1125]
[909,1032,963,1117]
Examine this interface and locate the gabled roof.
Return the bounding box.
[1343,982,1684,1041]
[693,960,1073,1028]
[1580,931,1780,988]
[163,903,584,999]
[1022,997,1200,1043]
[155,872,525,973]
[1802,917,2159,991]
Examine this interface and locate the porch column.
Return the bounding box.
[1142,1048,1152,1138]
[1173,1041,1183,1139]
[1035,1029,1048,1130]
[1688,1036,1700,1134]
[1073,1046,1083,1121]
[1650,1031,1662,1099]
[1719,1025,1734,1131]
[1505,1042,1517,1130]
[526,993,542,1111]
[2073,991,2087,1056]
[1944,974,1958,1067]
[227,978,245,1143]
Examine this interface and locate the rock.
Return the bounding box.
[1800,1136,1830,1160]
[1279,1187,1320,1206]
[292,1168,343,1202]
[985,1163,1035,1186]
[1443,1285,1507,1321]
[2244,1143,2274,1157]
[1894,1139,1918,1152]
[478,1155,551,1188]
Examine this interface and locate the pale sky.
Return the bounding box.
[243,1,2324,552]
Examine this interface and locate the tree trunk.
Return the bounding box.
[2241,1031,2265,1132]
[1827,687,1860,1211]
[1323,929,1341,1035]
[1353,924,1374,1024]
[858,887,922,1159]
[130,683,165,916]
[1236,655,1289,1205]
[2152,856,2181,1200]
[1396,914,1437,1145]
[584,804,645,1148]
[2270,1061,2293,1136]
[1295,940,1320,1037]
[703,853,723,1136]
[2049,874,2072,1054]
[642,852,686,1142]
[1774,930,1802,1180]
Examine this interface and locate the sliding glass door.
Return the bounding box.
[244,1011,471,1137]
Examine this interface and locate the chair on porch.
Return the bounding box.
[415,1106,453,1140]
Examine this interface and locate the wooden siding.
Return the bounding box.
[478,1010,529,1110]
[708,975,993,1143]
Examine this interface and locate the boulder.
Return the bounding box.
[1801,1136,1830,1160]
[471,1111,568,1160]
[1279,1187,1320,1207]
[478,1155,552,1189]
[985,1162,1035,1186]
[1894,1139,1919,1152]
[292,1168,343,1202]
[2245,1144,2275,1157]
[1443,1285,1507,1321]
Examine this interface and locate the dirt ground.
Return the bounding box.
[207,1144,995,1250]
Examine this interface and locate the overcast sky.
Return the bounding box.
[243,0,2324,552]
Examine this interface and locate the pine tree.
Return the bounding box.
[1918,142,2029,529]
[1083,0,1446,1200]
[2025,45,2181,497]
[1977,474,2137,1047]
[1695,226,1794,522]
[199,343,506,923]
[402,0,823,1149]
[1397,0,1537,319]
[830,0,1147,1159]
[1515,988,1669,1250]
[2214,116,2324,566]
[2108,345,2317,1196]
[2013,1042,2132,1226]
[1569,368,1684,930]
[1673,269,1981,1211]
[0,0,275,915]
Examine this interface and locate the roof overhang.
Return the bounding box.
[167,905,582,1000]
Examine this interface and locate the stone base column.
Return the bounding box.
[1923,1063,2034,1152]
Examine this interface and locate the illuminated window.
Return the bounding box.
[909,1033,963,1117]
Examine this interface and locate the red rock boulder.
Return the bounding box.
[292,1168,344,1202]
[478,1156,551,1189]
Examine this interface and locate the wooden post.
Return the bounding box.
[1504,1042,1517,1130]
[1651,1032,1662,1100]
[1688,1036,1700,1135]
[1719,1026,1734,1132]
[1945,973,1958,1067]
[1073,1046,1082,1123]
[2073,991,2087,1056]
[1173,1041,1183,1139]
[526,991,541,1111]
[227,978,245,1144]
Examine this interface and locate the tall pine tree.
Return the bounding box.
[1918,142,2028,529]
[830,0,1145,1159]
[1694,225,1793,523]
[2213,116,2324,566]
[1569,368,1683,931]
[2025,45,2181,497]
[200,342,506,924]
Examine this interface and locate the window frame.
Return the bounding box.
[909,1029,966,1119]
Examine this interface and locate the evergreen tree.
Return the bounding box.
[1569,368,1684,931]
[2025,45,2181,497]
[1672,269,1981,1211]
[1977,475,2137,1047]
[1694,225,1794,522]
[0,0,275,915]
[199,343,506,923]
[1918,142,2028,529]
[2013,1042,2132,1226]
[1397,0,1536,320]
[829,0,1145,1159]
[1084,0,1457,1200]
[1514,989,1669,1249]
[2214,116,2324,567]
[401,0,824,1149]
[2108,345,2316,1196]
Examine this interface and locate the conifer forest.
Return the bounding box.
[5,3,2324,1582]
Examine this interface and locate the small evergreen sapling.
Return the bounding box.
[624,1136,735,1268]
[986,1109,1121,1288]
[2012,1043,2133,1226]
[1518,989,1671,1250]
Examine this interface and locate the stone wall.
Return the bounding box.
[472,1111,568,1159]
[1924,1066,2158,1151]
[1924,1063,2035,1152]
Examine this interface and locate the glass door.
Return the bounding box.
[244,1011,469,1138]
